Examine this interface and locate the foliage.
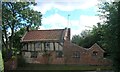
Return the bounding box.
[72,1,120,72]
[98,2,120,72]
[13,28,26,52]
[2,2,42,61]
[72,24,103,48]
[0,51,4,71]
[72,35,81,45]
[2,48,12,62]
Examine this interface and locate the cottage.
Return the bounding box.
[21,28,111,65]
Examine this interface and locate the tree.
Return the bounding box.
[72,25,103,48]
[98,1,120,71]
[113,1,120,72]
[2,2,42,61]
[72,1,120,71]
[72,35,81,45]
[13,28,26,53]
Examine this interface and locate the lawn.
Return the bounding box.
[0,51,4,71]
[16,64,112,70]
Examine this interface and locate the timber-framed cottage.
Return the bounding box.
[21,28,111,65]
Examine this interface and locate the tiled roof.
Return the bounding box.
[21,29,65,42]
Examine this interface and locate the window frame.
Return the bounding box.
[92,51,98,56]
[72,51,80,58]
[56,51,63,58]
[35,42,41,48]
[23,43,27,50]
[31,51,38,58]
[45,42,50,50]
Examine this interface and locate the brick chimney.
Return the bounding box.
[26,25,30,32]
[64,28,70,41]
[67,28,70,40]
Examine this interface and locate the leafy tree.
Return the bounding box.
[2,2,42,61]
[72,1,120,71]
[72,35,81,45]
[72,24,103,48]
[98,1,120,71]
[13,27,26,53]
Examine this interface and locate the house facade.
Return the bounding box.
[21,28,111,65]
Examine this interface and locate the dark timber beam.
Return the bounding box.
[27,43,28,51]
[53,42,55,51]
[58,42,63,47]
[34,42,35,51]
[44,42,46,52]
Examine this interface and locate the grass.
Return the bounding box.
[16,64,113,70]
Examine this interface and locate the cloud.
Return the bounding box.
[69,15,100,37]
[33,0,99,14]
[33,0,102,38]
[42,13,68,29]
[79,15,100,27]
[38,26,45,30]
[40,13,100,37]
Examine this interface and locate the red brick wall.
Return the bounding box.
[30,51,64,64]
[63,40,112,65]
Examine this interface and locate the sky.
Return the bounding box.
[32,0,113,38]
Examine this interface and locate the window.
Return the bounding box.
[45,42,50,47]
[23,44,27,50]
[93,51,98,56]
[28,43,34,51]
[56,51,63,58]
[28,43,31,51]
[31,43,34,51]
[35,42,40,48]
[55,43,59,51]
[45,42,50,50]
[31,52,38,58]
[72,51,80,58]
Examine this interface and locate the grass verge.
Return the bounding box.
[16,64,112,70]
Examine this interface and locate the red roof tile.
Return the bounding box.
[21,29,65,42]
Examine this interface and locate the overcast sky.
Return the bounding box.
[33,0,113,37]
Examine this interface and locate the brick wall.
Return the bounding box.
[25,51,64,64]
[63,40,112,65]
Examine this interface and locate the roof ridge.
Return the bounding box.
[89,43,105,52]
[65,40,86,50]
[29,29,65,31]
